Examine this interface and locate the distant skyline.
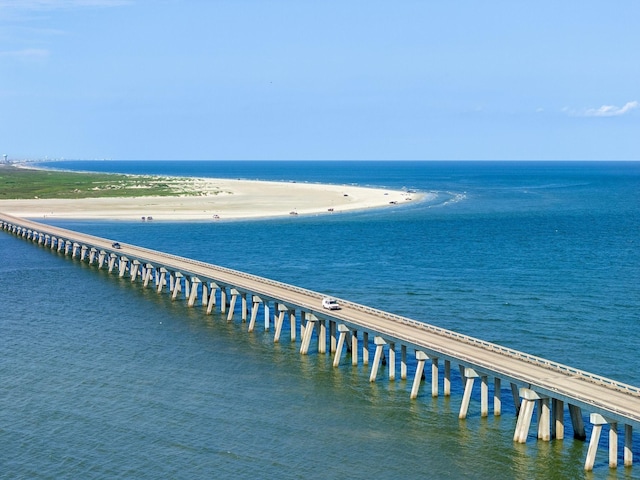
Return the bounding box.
[1,1,638,161]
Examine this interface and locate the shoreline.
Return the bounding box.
[0,174,426,221]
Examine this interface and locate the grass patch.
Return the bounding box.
[0,165,217,199]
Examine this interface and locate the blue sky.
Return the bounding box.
[1,1,638,161]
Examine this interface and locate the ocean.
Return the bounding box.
[1,160,639,479]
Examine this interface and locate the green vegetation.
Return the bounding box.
[0,165,210,199]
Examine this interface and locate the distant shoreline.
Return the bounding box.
[0,165,425,221]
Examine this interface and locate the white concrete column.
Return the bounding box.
[369,336,387,382]
[300,313,317,355]
[220,287,227,314]
[624,424,633,467]
[585,413,614,471]
[459,368,478,419]
[171,272,183,300]
[98,251,106,268]
[333,324,350,367]
[241,293,248,322]
[494,377,501,416]
[444,360,451,396]
[142,264,151,287]
[118,257,128,278]
[431,357,439,397]
[317,320,326,354]
[206,283,219,314]
[388,342,396,381]
[513,388,548,443]
[248,296,262,332]
[189,278,202,308]
[480,375,488,417]
[274,304,286,343]
[609,421,618,468]
[226,288,239,320]
[263,302,270,331]
[362,332,369,365]
[538,398,551,441]
[410,351,428,399]
[130,260,140,282]
[157,268,167,293]
[289,309,296,341]
[351,330,359,366]
[401,345,407,380]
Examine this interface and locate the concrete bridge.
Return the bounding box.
[2,212,639,472]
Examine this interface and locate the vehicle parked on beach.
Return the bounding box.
[322,297,340,310]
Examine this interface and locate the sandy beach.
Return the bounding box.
[0,176,422,221]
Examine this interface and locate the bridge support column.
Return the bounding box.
[625,424,633,467]
[459,368,479,419]
[300,313,317,355]
[274,304,286,343]
[369,336,387,382]
[431,357,439,397]
[130,260,140,282]
[329,320,336,351]
[206,283,219,314]
[585,413,620,471]
[494,378,501,416]
[513,388,550,443]
[143,264,154,288]
[569,404,586,440]
[333,324,350,367]
[263,302,270,331]
[220,286,227,314]
[98,251,106,268]
[388,342,396,381]
[511,383,521,415]
[171,272,183,300]
[241,293,248,322]
[189,278,202,308]
[72,243,80,258]
[401,345,407,380]
[444,360,451,396]
[552,399,564,439]
[118,257,129,278]
[410,350,428,399]
[362,332,369,365]
[317,319,326,354]
[156,268,167,293]
[89,248,97,264]
[80,245,88,261]
[226,288,238,320]
[351,330,359,366]
[289,309,297,341]
[248,296,262,331]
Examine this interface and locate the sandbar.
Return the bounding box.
[0,176,423,221]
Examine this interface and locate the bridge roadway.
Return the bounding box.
[2,212,639,471]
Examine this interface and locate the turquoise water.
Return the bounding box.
[2,161,639,478]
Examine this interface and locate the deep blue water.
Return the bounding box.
[2,160,639,478]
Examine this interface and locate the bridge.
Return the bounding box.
[2,212,639,472]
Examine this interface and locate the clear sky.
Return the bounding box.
[1,1,638,161]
